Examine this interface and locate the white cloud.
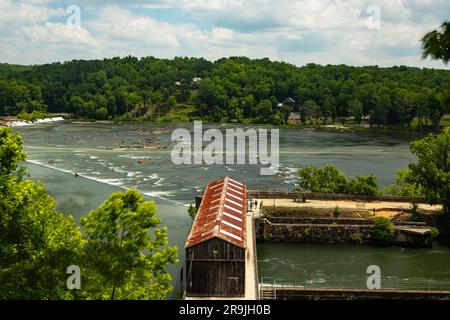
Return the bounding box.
[87,6,183,49]
[23,22,97,45]
[0,0,448,69]
[0,0,64,26]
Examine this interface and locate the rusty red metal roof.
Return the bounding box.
[185,177,247,249]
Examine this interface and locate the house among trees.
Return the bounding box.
[282,97,297,109]
[276,97,297,110]
[185,177,247,297]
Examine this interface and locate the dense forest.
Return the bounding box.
[0,56,449,127]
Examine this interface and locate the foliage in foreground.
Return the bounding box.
[0,128,84,299]
[82,189,178,300]
[0,127,178,300]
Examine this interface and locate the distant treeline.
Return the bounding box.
[0,56,449,127]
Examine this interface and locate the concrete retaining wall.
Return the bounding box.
[264,288,450,300]
[266,216,426,226]
[254,218,433,247]
[248,190,425,203]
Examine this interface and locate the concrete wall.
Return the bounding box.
[254,218,433,247]
[248,190,425,203]
[264,288,450,300]
[266,216,426,226]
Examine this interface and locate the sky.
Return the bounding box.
[0,0,449,68]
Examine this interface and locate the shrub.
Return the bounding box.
[17,110,48,121]
[332,205,340,217]
[410,202,423,222]
[370,217,395,242]
[302,227,310,237]
[188,204,197,220]
[430,227,440,239]
[350,232,363,243]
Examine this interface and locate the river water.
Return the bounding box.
[15,122,450,293]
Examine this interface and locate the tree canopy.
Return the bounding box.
[0,56,449,128]
[297,164,379,196]
[0,127,85,299]
[408,128,450,213]
[81,189,178,300]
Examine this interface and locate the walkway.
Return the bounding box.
[244,206,257,299]
[255,198,442,214]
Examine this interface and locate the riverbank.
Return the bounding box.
[5,113,445,133]
[111,118,450,133]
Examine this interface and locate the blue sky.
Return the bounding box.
[0,0,449,68]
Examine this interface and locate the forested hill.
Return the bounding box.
[1,56,450,127]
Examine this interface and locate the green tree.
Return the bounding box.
[168,95,177,110]
[297,164,348,194]
[346,174,379,196]
[68,96,85,116]
[421,21,450,64]
[302,100,321,125]
[384,168,422,197]
[408,129,450,214]
[0,127,84,299]
[95,107,108,120]
[81,189,178,299]
[255,99,273,122]
[370,92,391,126]
[437,83,450,117]
[347,99,363,124]
[322,96,336,124]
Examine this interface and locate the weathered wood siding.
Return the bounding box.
[186,238,245,297]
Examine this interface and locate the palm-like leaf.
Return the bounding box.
[421,21,450,65]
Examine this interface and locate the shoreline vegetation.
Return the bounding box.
[1,113,449,133]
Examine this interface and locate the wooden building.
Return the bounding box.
[185,177,247,297]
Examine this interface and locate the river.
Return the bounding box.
[15,121,450,294]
